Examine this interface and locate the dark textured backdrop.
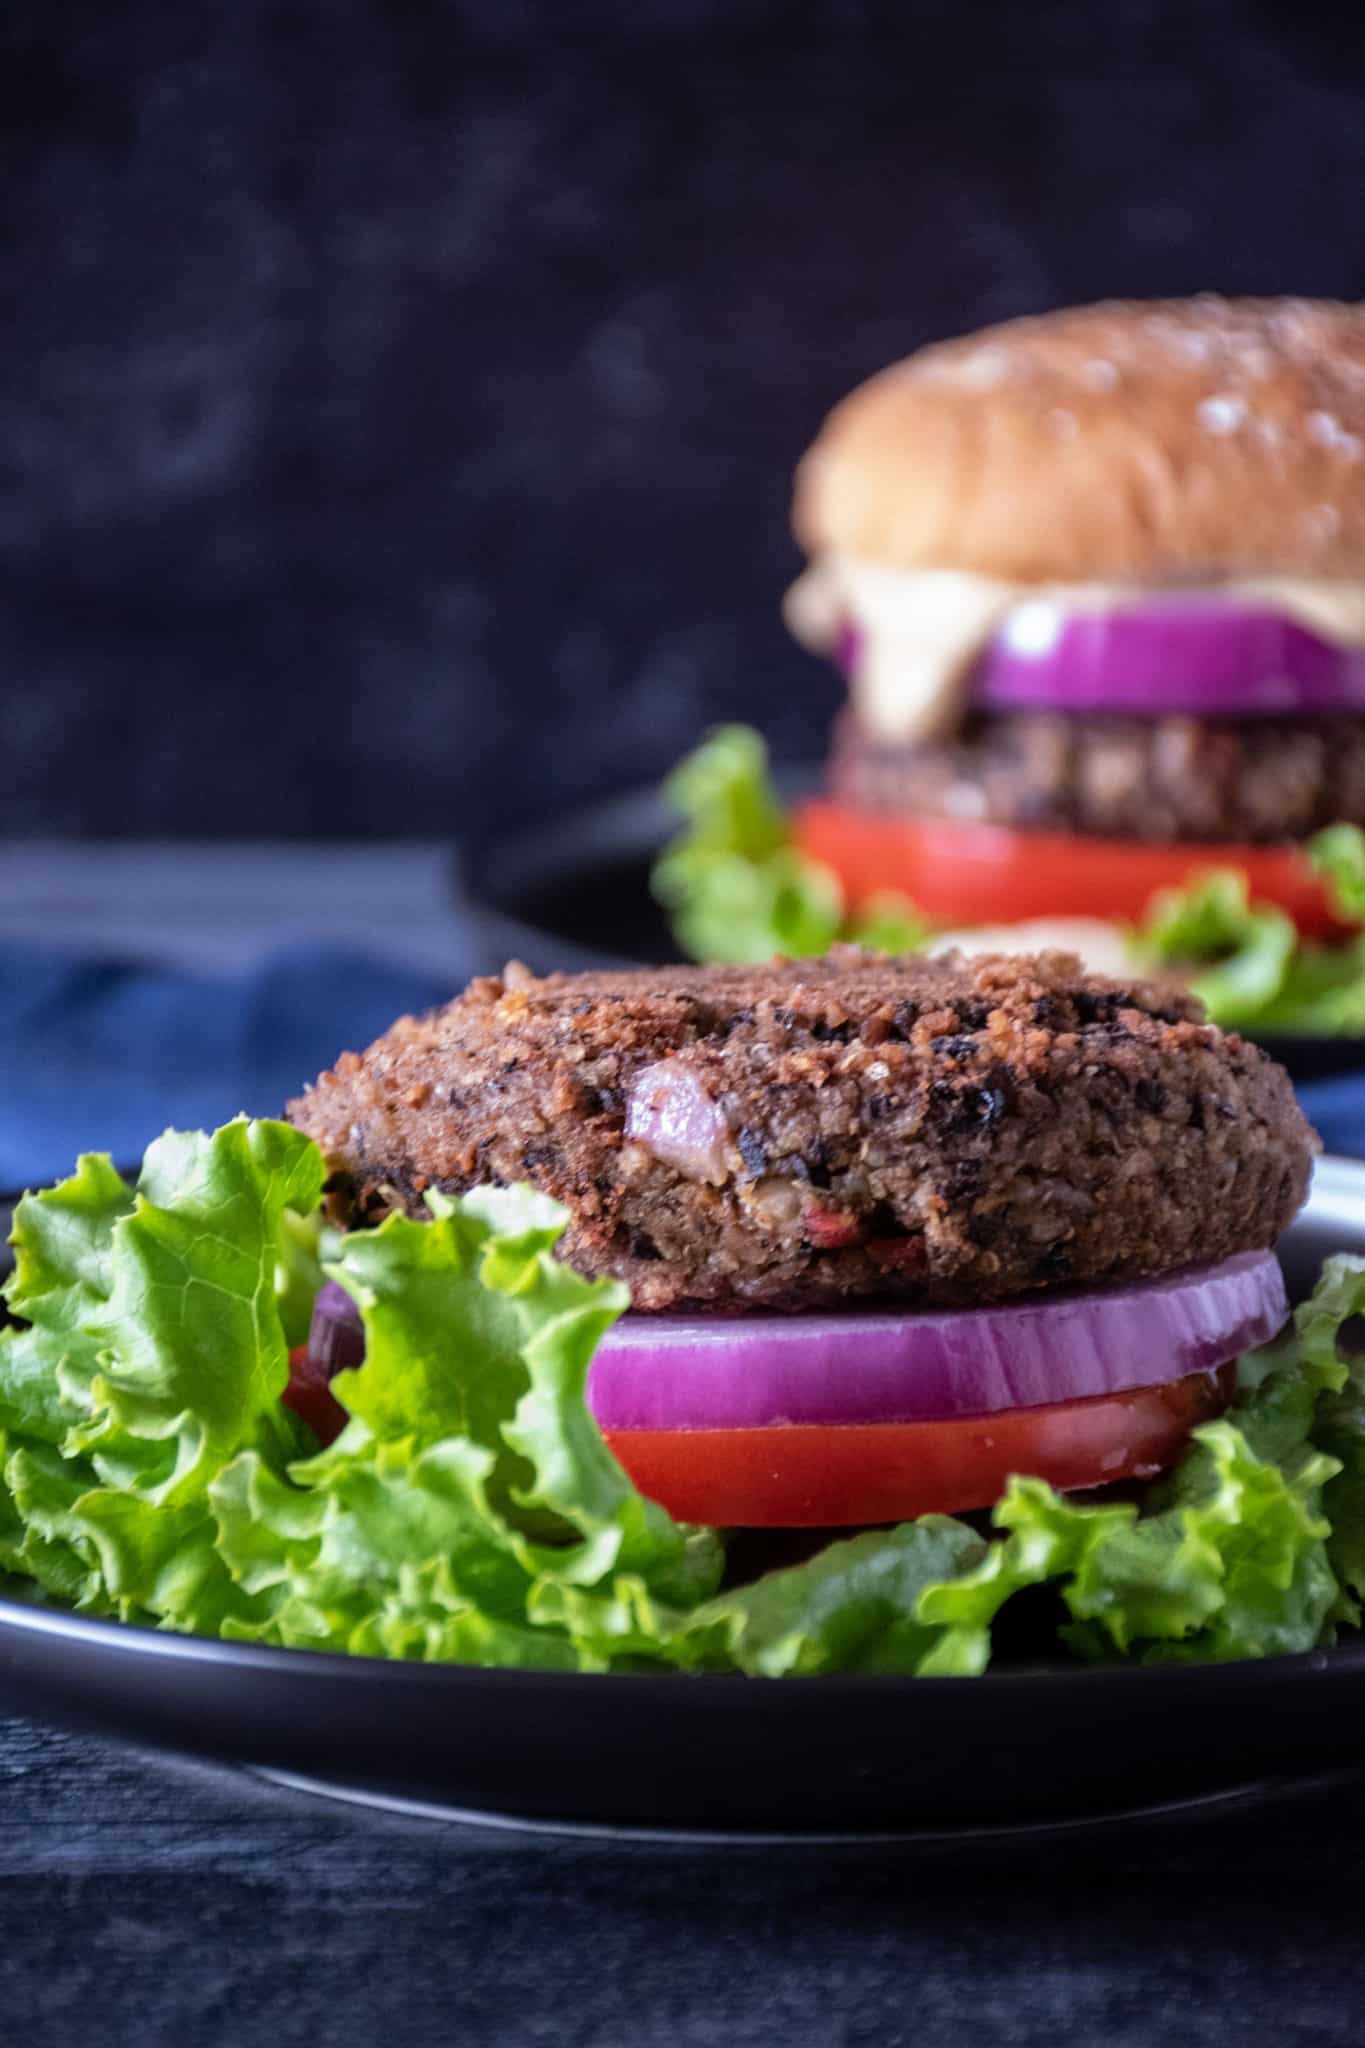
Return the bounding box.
[4,1,1365,843]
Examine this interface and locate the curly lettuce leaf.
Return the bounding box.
[653,725,927,963]
[1291,1252,1365,1607]
[913,1256,1365,1668]
[0,1152,134,1447]
[0,1154,131,1605]
[652,725,838,963]
[843,891,934,956]
[3,1120,1364,1676]
[69,1122,323,1498]
[1136,870,1298,1026]
[0,1121,325,1622]
[1319,1384,1365,1608]
[1132,831,1365,1036]
[1310,821,1365,923]
[531,1515,991,1675]
[699,1516,990,1675]
[276,1206,332,1350]
[207,1182,726,1664]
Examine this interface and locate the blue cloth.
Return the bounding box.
[2,938,1365,1189]
[0,943,456,1188]
[1295,1074,1365,1160]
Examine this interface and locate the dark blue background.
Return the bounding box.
[5,1,1365,844]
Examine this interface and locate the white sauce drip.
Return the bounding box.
[784,556,1365,742]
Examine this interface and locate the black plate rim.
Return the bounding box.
[0,1583,1360,1697]
[253,1764,1313,1845]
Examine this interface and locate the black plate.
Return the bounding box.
[458,784,1365,1083]
[0,1161,1363,1835]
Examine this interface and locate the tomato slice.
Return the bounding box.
[601,1365,1234,1527]
[795,799,1346,940]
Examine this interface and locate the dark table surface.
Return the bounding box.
[6,1714,1365,2047]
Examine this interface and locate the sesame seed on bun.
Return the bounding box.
[793,297,1365,584]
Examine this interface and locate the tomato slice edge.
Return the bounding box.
[795,799,1346,939]
[602,1366,1235,1527]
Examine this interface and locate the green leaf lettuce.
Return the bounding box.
[2,1121,1364,1675]
[1132,828,1365,1037]
[653,726,928,964]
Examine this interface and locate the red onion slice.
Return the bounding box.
[974,603,1365,719]
[835,620,864,676]
[307,1278,366,1376]
[585,1251,1286,1430]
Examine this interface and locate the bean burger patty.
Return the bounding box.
[288,949,1314,1313]
[831,708,1365,844]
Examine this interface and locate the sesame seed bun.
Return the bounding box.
[793,297,1365,583]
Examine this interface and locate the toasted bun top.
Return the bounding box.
[793,297,1365,583]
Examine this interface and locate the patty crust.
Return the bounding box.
[288,950,1314,1313]
[831,707,1365,843]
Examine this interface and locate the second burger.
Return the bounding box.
[781,297,1365,982]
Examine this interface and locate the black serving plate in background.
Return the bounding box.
[459,784,1365,1084]
[461,784,691,976]
[0,1160,1363,1835]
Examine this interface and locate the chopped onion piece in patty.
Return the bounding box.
[624,1058,732,1185]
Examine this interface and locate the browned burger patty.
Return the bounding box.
[288,949,1314,1314]
[831,707,1365,843]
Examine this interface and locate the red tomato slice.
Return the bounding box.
[794,799,1346,940]
[601,1365,1234,1527]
